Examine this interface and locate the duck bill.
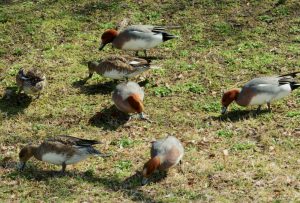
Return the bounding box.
[221,106,227,114]
[99,43,106,51]
[17,162,26,171]
[141,177,149,185]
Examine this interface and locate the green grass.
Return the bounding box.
[0,0,300,202]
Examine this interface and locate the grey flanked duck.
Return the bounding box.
[18,135,108,173]
[112,81,151,121]
[221,71,300,114]
[99,25,179,57]
[142,135,184,185]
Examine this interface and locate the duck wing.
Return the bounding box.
[47,135,101,147]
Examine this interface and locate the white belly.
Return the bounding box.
[103,70,127,79]
[121,35,163,50]
[42,153,87,165]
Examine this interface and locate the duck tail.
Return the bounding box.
[87,147,101,155]
[164,25,181,29]
[279,71,300,78]
[162,32,178,42]
[18,69,28,80]
[291,83,300,91]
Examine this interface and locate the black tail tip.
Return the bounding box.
[162,33,177,42]
[291,83,300,90]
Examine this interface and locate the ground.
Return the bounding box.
[0,0,299,202]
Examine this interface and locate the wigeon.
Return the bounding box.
[112,81,149,120]
[86,55,153,81]
[142,135,184,185]
[16,68,46,99]
[18,135,107,173]
[221,72,300,114]
[99,25,178,56]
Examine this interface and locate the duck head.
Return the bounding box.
[142,156,160,185]
[99,29,118,50]
[18,145,36,170]
[221,88,240,114]
[127,94,144,115]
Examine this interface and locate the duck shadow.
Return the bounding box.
[12,168,156,202]
[210,109,270,122]
[142,170,168,185]
[89,105,130,131]
[0,88,32,116]
[139,56,165,61]
[72,80,118,95]
[83,171,159,202]
[0,158,18,170]
[16,169,76,181]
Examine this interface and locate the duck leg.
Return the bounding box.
[267,102,271,112]
[178,160,184,174]
[256,105,262,114]
[60,162,66,174]
[139,112,153,123]
[81,72,93,84]
[16,89,22,104]
[35,93,41,99]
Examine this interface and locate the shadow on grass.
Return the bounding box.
[89,105,129,131]
[72,80,118,95]
[8,167,159,202]
[210,109,270,122]
[0,88,32,116]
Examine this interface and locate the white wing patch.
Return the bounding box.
[129,60,141,65]
[257,84,271,87]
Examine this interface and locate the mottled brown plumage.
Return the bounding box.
[18,135,104,173]
[16,68,46,98]
[86,55,151,80]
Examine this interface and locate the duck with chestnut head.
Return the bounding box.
[99,25,179,56]
[142,135,184,185]
[221,72,300,114]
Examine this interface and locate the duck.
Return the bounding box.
[18,135,107,173]
[221,71,300,114]
[16,68,46,99]
[142,135,184,185]
[99,25,178,56]
[112,81,149,120]
[86,55,155,81]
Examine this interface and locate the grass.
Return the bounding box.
[0,0,300,202]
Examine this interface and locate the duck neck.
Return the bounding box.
[143,156,161,178]
[29,145,39,160]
